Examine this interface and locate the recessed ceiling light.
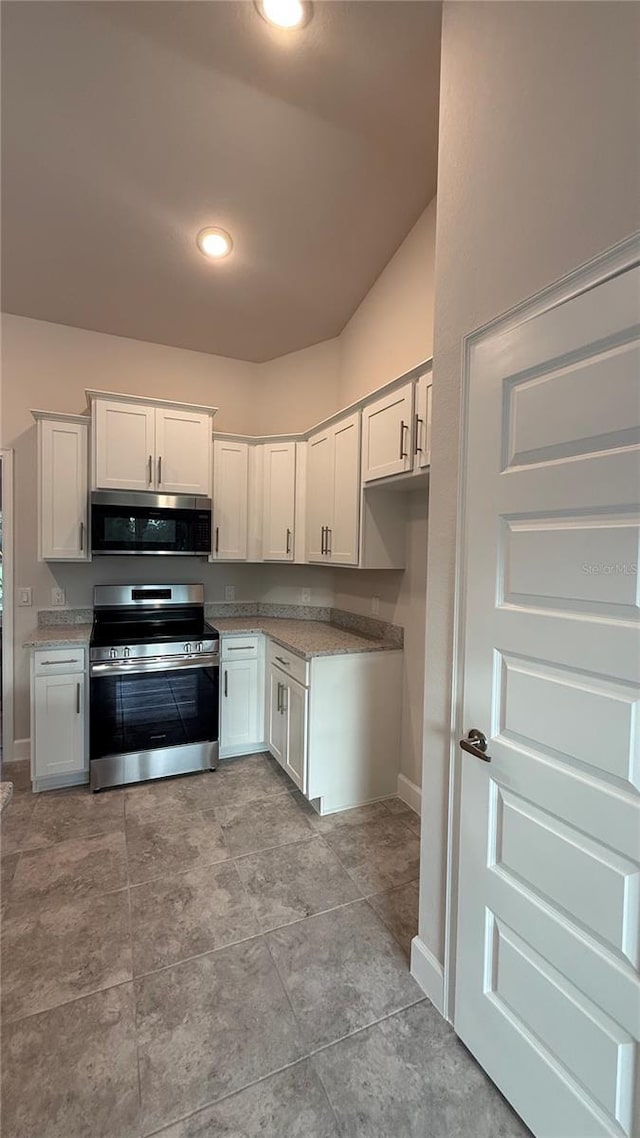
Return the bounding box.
[255,0,311,30]
[196,227,233,260]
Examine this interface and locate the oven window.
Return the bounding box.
[90,667,218,759]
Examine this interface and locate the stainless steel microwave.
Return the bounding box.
[91,491,212,556]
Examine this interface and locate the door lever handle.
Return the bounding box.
[459,729,491,762]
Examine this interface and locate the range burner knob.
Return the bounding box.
[184,642,192,653]
[109,648,118,660]
[195,642,203,652]
[123,647,131,658]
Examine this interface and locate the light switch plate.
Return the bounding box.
[301,588,311,605]
[51,587,66,607]
[225,585,235,602]
[18,587,33,607]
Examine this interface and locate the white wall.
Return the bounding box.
[339,199,436,406]
[420,0,640,969]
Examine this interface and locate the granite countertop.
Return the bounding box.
[23,624,93,649]
[212,617,400,659]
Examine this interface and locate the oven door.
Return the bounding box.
[91,492,211,555]
[90,655,219,760]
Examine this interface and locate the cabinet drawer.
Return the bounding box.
[267,639,308,686]
[34,647,86,676]
[221,635,261,661]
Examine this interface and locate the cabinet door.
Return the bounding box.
[221,658,260,750]
[155,408,212,495]
[94,400,156,491]
[282,678,308,794]
[38,419,89,561]
[267,665,286,766]
[213,440,248,560]
[34,673,85,778]
[362,381,414,482]
[329,413,361,565]
[262,442,296,561]
[415,372,433,469]
[306,429,333,562]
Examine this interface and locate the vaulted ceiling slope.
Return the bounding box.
[1,1,441,362]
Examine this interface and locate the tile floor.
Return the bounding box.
[0,754,530,1138]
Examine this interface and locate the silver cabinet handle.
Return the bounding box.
[224,669,228,697]
[326,527,332,555]
[275,656,290,667]
[227,646,253,652]
[158,455,162,486]
[286,528,292,555]
[215,526,220,554]
[79,521,85,552]
[399,420,408,459]
[276,680,282,712]
[148,455,153,485]
[414,415,423,454]
[320,526,325,555]
[41,658,79,666]
[76,682,81,714]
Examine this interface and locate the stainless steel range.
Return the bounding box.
[89,584,219,791]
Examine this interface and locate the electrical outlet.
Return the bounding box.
[301,588,311,605]
[371,595,380,617]
[224,585,236,602]
[51,587,66,607]
[18,587,33,607]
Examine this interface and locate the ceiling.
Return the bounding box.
[1,1,441,362]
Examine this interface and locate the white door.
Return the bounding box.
[155,408,212,495]
[213,440,248,560]
[221,658,260,750]
[362,380,414,482]
[283,676,308,793]
[38,418,89,560]
[262,442,296,561]
[34,673,85,778]
[330,413,361,565]
[415,371,432,469]
[94,399,156,491]
[455,264,640,1138]
[306,429,333,562]
[267,664,286,766]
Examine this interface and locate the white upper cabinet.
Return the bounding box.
[306,411,360,565]
[90,393,214,495]
[94,399,156,491]
[414,370,433,469]
[34,414,89,562]
[212,440,249,560]
[262,441,296,561]
[154,407,212,495]
[362,380,414,482]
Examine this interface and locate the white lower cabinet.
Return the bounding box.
[31,648,88,791]
[219,635,265,757]
[265,638,402,813]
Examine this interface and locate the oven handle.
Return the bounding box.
[90,654,219,677]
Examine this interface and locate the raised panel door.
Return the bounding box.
[39,419,89,560]
[94,400,155,491]
[262,442,296,561]
[155,408,212,495]
[306,429,333,562]
[283,677,308,794]
[34,673,85,778]
[213,440,248,560]
[329,413,361,565]
[267,664,286,766]
[362,381,414,482]
[221,658,260,749]
[415,372,433,469]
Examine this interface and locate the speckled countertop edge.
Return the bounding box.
[212,617,401,660]
[23,625,93,649]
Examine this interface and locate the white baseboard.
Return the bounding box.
[411,936,446,1017]
[6,739,30,763]
[397,773,421,815]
